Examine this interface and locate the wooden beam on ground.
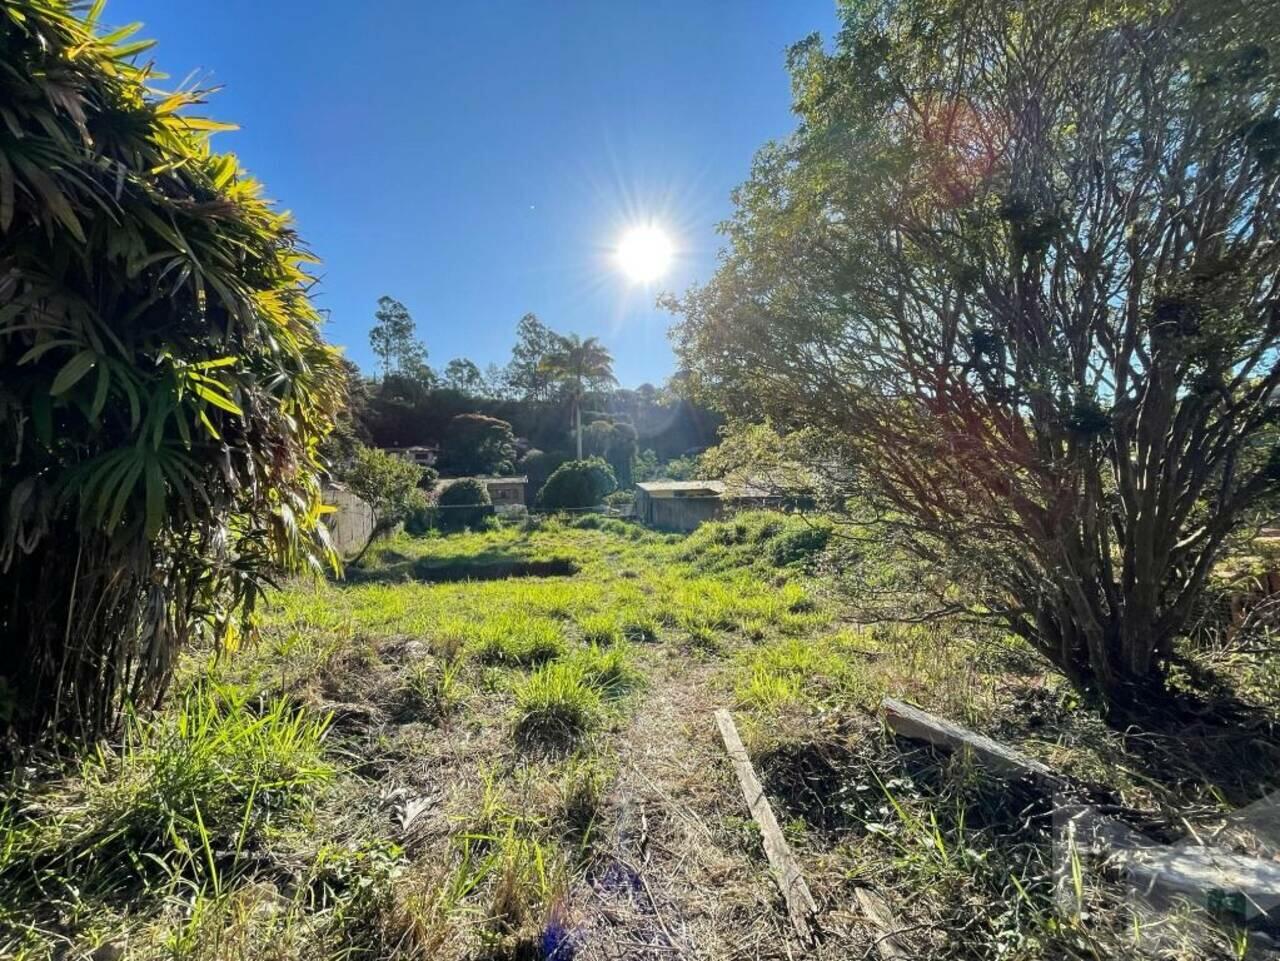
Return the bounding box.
[884,699,1280,920]
[714,708,821,947]
[881,697,1059,783]
[853,888,909,960]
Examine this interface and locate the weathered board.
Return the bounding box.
[881,697,1058,782]
[714,708,821,946]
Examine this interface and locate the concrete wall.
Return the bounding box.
[324,486,376,559]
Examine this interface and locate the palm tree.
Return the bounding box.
[541,335,617,459]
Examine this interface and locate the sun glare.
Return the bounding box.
[616,225,674,284]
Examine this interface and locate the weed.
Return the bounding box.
[578,613,623,646]
[514,663,602,744]
[470,612,565,666]
[403,659,466,721]
[566,642,642,699]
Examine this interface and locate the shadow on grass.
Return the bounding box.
[343,552,579,585]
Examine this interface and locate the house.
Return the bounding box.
[436,475,529,515]
[385,445,440,468]
[633,479,782,532]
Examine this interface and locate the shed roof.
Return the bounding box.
[636,478,782,499]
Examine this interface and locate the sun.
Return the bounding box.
[616,224,674,284]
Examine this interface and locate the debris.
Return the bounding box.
[885,699,1280,922]
[715,708,821,946]
[881,697,1059,784]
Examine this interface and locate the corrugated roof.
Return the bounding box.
[636,480,726,494]
[636,478,782,499]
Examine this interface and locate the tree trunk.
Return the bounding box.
[574,400,583,460]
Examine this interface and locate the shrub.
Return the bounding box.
[438,477,491,507]
[0,4,344,743]
[536,458,617,511]
[766,524,831,567]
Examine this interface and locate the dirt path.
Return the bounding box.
[572,646,809,960]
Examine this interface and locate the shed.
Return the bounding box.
[634,479,781,532]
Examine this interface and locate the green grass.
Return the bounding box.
[514,661,603,743]
[469,611,565,666]
[20,510,1214,960]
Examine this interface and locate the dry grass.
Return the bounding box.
[3,513,1277,960]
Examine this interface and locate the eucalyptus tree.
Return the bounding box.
[0,1,343,742]
[542,335,617,459]
[673,0,1280,712]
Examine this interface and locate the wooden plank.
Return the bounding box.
[881,697,1058,783]
[714,708,821,946]
[853,888,908,959]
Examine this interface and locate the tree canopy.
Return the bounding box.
[674,0,1280,710]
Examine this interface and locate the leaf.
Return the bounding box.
[144,456,165,538]
[90,362,111,421]
[192,382,242,415]
[0,150,15,232]
[51,350,97,395]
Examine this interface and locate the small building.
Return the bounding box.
[385,445,440,468]
[633,479,782,532]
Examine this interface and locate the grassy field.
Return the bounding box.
[1,512,1273,960]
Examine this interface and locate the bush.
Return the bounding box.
[438,477,491,507]
[536,458,617,511]
[0,4,343,743]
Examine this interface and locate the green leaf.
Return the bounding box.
[192,382,242,415]
[144,456,165,538]
[51,350,97,395]
[90,363,111,421]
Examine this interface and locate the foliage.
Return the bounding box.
[540,334,616,459]
[440,413,516,476]
[698,422,824,503]
[536,458,617,511]
[673,0,1280,709]
[369,296,430,383]
[340,446,429,554]
[519,447,567,497]
[584,419,638,489]
[503,312,558,401]
[680,510,833,573]
[514,661,601,743]
[437,476,491,508]
[441,357,483,394]
[0,1,345,743]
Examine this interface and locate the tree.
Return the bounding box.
[583,419,637,489]
[438,477,491,507]
[536,458,617,511]
[441,413,517,476]
[442,358,484,395]
[519,448,567,497]
[673,0,1280,712]
[541,334,617,459]
[369,296,429,382]
[0,2,344,743]
[341,447,431,563]
[504,313,557,401]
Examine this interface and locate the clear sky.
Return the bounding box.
[106,1,839,387]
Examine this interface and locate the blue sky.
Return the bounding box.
[107,1,839,387]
